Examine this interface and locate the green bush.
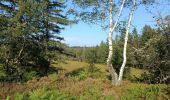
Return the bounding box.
[69,65,104,81]
[0,64,8,82]
[22,70,38,82]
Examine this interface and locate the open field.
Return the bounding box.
[52,60,106,72]
[52,60,145,78]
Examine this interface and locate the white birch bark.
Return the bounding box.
[118,0,136,84]
[107,0,126,85]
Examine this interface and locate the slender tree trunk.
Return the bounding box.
[107,30,118,85]
[107,0,126,85]
[118,0,136,85]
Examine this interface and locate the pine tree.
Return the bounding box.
[0,0,71,81]
[97,41,108,63]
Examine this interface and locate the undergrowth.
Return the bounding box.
[1,65,169,100]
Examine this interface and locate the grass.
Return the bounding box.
[2,76,169,100]
[52,60,145,78]
[130,68,146,78]
[52,60,88,72]
[1,60,163,100]
[52,60,106,72]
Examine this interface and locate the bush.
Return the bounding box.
[0,65,6,81]
[68,65,104,81]
[22,70,38,82]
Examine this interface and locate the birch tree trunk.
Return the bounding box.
[118,0,136,85]
[107,0,126,85]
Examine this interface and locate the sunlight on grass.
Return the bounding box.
[130,68,146,78]
[52,60,146,78]
[52,61,88,72]
[52,60,106,72]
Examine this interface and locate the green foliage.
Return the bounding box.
[136,20,170,84]
[67,42,108,64]
[22,70,38,82]
[0,0,71,82]
[14,88,76,100]
[5,96,10,100]
[96,41,108,63]
[69,68,90,80]
[2,72,169,100]
[14,93,25,100]
[112,45,122,74]
[86,47,97,64]
[13,85,115,100]
[71,0,108,24]
[67,65,104,81]
[0,65,6,80]
[121,85,169,100]
[104,95,115,100]
[75,69,89,80]
[80,86,103,100]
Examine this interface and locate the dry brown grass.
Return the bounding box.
[1,73,168,100]
[0,76,55,99]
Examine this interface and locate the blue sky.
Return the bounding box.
[61,1,170,46]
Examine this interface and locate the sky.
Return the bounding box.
[61,1,170,47]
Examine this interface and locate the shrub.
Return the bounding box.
[22,70,38,82]
[68,65,104,81]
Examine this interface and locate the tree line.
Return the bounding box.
[67,0,170,85]
[68,23,170,84]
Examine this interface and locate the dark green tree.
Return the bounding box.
[0,0,71,81]
[96,41,108,63]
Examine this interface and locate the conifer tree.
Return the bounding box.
[0,0,71,81]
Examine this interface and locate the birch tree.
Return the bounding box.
[70,0,169,85]
[107,0,136,85]
[117,0,136,85]
[107,0,126,85]
[70,0,136,85]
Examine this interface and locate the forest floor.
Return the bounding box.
[0,60,169,100]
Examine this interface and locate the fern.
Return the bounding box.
[121,85,168,100]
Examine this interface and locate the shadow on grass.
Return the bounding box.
[65,67,85,77]
[65,65,102,77]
